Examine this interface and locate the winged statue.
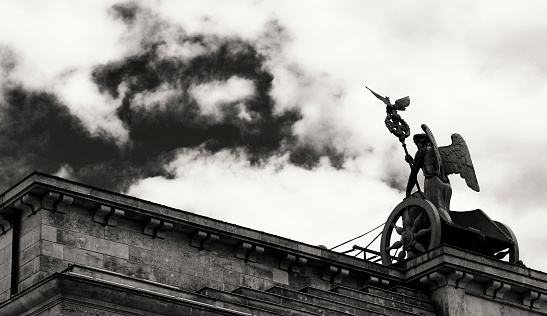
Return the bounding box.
[406,124,479,224]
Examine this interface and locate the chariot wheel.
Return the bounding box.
[380,197,442,265]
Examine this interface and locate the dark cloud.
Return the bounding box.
[0,2,351,192]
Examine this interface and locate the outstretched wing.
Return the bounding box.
[393,96,410,111]
[365,86,392,107]
[439,134,480,192]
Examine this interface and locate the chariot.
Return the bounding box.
[379,195,519,265]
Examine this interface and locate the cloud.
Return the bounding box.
[190,76,256,122]
[0,1,360,192]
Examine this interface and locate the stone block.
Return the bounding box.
[104,255,153,280]
[19,259,35,281]
[18,272,44,292]
[244,262,273,279]
[0,276,10,294]
[272,268,289,285]
[42,240,53,257]
[57,229,129,259]
[19,241,40,265]
[128,246,156,266]
[39,255,66,274]
[52,243,63,259]
[45,206,105,239]
[62,245,104,268]
[20,226,39,251]
[41,225,57,242]
[105,225,153,250]
[0,230,12,250]
[0,290,9,304]
[241,274,273,291]
[211,255,245,273]
[223,269,242,287]
[0,261,7,279]
[20,210,41,237]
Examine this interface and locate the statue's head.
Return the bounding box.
[413,133,430,146]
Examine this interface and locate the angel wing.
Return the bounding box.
[365,86,392,107]
[393,96,410,111]
[439,134,480,192]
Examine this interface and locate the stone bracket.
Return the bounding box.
[420,271,447,291]
[42,192,73,214]
[14,191,73,216]
[235,242,264,262]
[447,270,473,289]
[190,230,219,250]
[143,218,173,239]
[0,213,12,235]
[523,291,547,309]
[485,280,511,299]
[322,265,349,284]
[93,205,124,227]
[280,254,307,274]
[364,275,390,288]
[14,193,42,216]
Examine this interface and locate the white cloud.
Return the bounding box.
[54,69,129,144]
[190,76,256,121]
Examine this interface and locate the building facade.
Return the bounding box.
[0,172,546,315]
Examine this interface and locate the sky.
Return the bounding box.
[1,0,547,270]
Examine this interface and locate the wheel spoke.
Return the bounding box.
[397,250,406,262]
[389,241,402,250]
[413,211,423,230]
[414,242,426,253]
[415,228,431,238]
[393,224,404,235]
[403,210,412,228]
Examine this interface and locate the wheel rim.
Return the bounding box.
[380,197,441,265]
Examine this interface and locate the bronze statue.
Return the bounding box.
[405,124,480,225]
[367,87,519,265]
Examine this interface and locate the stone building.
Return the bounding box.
[0,172,546,315]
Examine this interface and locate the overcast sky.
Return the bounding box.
[1,0,547,270]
